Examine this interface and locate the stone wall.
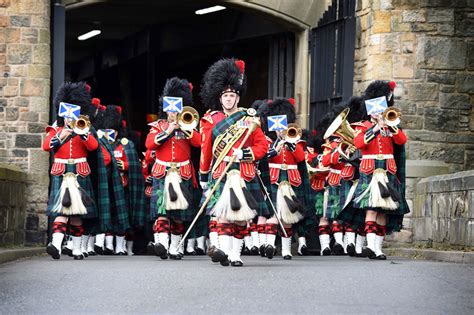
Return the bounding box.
[0,164,27,245]
[0,0,50,245]
[413,170,474,247]
[353,0,474,173]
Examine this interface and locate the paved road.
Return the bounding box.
[0,254,472,314]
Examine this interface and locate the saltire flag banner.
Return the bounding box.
[58,102,81,120]
[105,129,117,142]
[365,96,388,115]
[163,96,183,113]
[267,115,288,131]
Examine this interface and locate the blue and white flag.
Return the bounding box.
[58,102,81,120]
[105,129,117,142]
[267,115,288,131]
[365,96,388,115]
[163,96,183,113]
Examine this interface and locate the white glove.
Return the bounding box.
[232,148,243,161]
[204,189,210,198]
[200,181,208,191]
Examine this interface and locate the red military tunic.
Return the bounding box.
[268,141,305,187]
[42,125,98,177]
[145,119,200,186]
[199,110,268,182]
[306,147,329,192]
[142,149,154,197]
[353,121,407,175]
[321,139,345,187]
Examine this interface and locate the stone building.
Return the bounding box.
[0,0,472,247]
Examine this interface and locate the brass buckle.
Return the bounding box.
[376,154,384,160]
[68,158,74,164]
[281,164,288,171]
[170,162,177,169]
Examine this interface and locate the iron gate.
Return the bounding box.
[309,0,356,130]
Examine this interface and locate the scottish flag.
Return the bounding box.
[58,102,81,120]
[163,96,183,113]
[267,115,288,131]
[105,129,117,142]
[365,96,388,115]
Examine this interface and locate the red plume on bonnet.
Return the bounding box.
[311,130,317,136]
[235,60,245,74]
[122,120,126,128]
[288,98,295,106]
[91,98,100,106]
[116,106,122,115]
[189,83,193,92]
[389,81,396,91]
[85,84,91,93]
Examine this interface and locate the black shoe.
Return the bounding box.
[265,245,275,259]
[82,252,89,258]
[169,254,182,260]
[61,247,72,257]
[231,260,243,267]
[332,243,344,255]
[298,245,309,256]
[207,245,216,258]
[322,247,332,256]
[355,251,367,258]
[146,242,155,255]
[73,254,84,260]
[46,243,60,260]
[153,243,168,259]
[363,247,377,259]
[347,244,356,256]
[94,245,104,255]
[88,251,97,256]
[259,245,267,257]
[104,248,114,256]
[283,255,292,260]
[242,247,252,256]
[195,247,205,255]
[376,254,387,260]
[211,248,229,266]
[250,246,259,255]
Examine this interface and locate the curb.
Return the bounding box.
[385,247,474,264]
[0,247,45,265]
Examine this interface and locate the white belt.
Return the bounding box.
[362,154,394,160]
[269,163,298,170]
[223,156,240,163]
[329,169,341,174]
[155,159,189,168]
[54,158,87,164]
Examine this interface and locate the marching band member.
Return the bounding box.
[199,58,270,267]
[44,82,98,260]
[146,77,200,260]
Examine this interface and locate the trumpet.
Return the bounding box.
[281,123,302,144]
[383,107,401,127]
[71,115,91,135]
[177,106,199,137]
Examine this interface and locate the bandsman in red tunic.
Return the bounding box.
[199,58,270,267]
[43,82,98,260]
[146,77,201,260]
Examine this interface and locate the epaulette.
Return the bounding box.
[321,142,332,150]
[201,111,220,124]
[148,119,167,129]
[45,122,59,133]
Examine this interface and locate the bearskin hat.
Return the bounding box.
[331,96,368,124]
[102,105,123,134]
[157,77,193,119]
[200,58,247,111]
[363,80,396,107]
[53,81,92,127]
[267,98,296,124]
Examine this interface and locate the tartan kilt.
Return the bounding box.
[204,163,269,218]
[294,216,316,236]
[352,160,410,233]
[270,171,307,219]
[314,189,325,218]
[324,185,341,221]
[46,164,97,218]
[189,215,209,238]
[150,174,197,222]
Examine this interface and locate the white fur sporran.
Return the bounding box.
[52,172,87,215]
[211,169,256,221]
[276,181,304,224]
[164,168,189,210]
[354,169,398,210]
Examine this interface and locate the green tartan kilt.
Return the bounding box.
[324,185,341,221]
[46,164,97,218]
[204,164,270,218]
[150,175,197,222]
[314,189,325,217]
[351,160,410,233]
[270,171,308,219]
[189,215,209,238]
